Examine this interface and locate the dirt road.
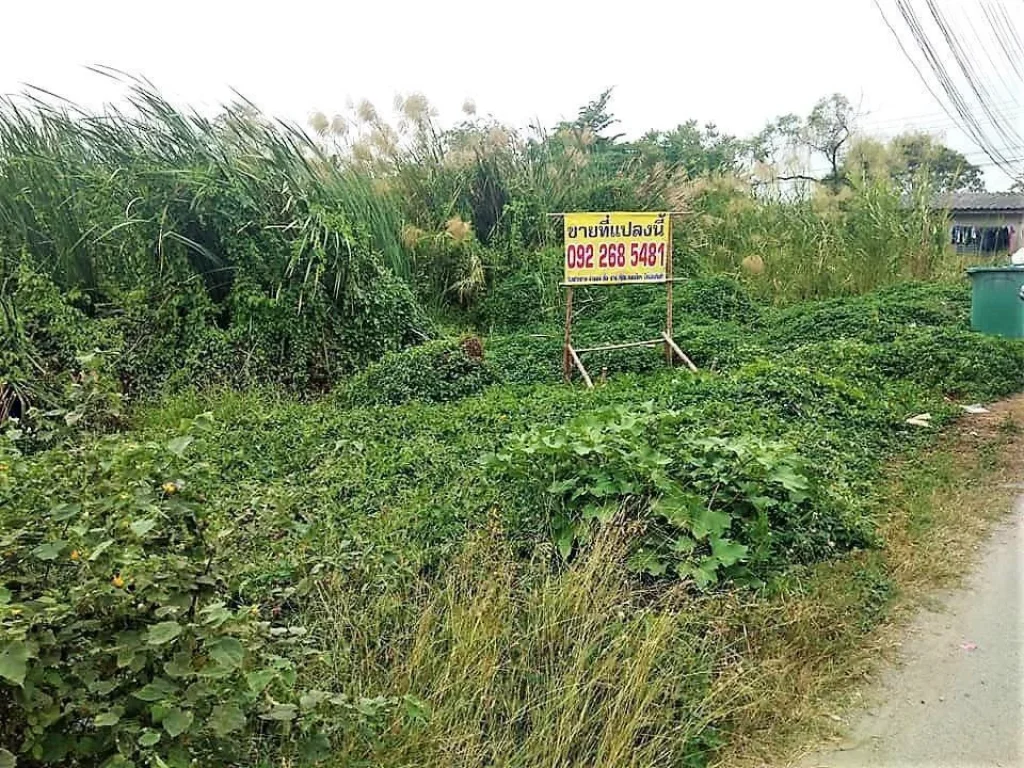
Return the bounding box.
[796,501,1024,767]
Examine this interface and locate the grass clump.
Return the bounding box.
[310,529,722,768]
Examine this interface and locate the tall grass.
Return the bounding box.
[307,528,726,767]
[0,70,408,306]
[670,174,957,303]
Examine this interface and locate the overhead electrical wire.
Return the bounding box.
[873,0,1024,181]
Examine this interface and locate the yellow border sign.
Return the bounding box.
[563,211,671,285]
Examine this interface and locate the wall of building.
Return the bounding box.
[949,210,1024,254]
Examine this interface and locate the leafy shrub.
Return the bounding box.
[869,327,1024,400]
[486,335,564,385]
[767,281,969,347]
[488,404,869,587]
[336,337,495,407]
[476,249,561,331]
[670,322,764,372]
[0,416,356,766]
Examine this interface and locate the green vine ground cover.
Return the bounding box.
[5,277,1024,767]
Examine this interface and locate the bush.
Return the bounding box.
[488,404,870,587]
[336,337,495,407]
[0,415,353,767]
[870,327,1024,400]
[476,249,561,332]
[767,281,969,347]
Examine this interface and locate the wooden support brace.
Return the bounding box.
[562,286,574,381]
[662,333,698,373]
[567,345,594,389]
[575,339,664,354]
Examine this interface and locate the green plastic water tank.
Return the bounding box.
[966,266,1024,338]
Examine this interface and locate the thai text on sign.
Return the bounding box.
[563,212,671,285]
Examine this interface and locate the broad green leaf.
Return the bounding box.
[355,697,385,716]
[50,503,82,522]
[299,690,330,711]
[651,490,704,527]
[130,519,157,537]
[555,529,574,561]
[0,640,29,686]
[0,587,10,604]
[0,748,15,768]
[95,710,121,727]
[691,507,731,541]
[31,541,65,561]
[197,602,231,627]
[88,539,115,561]
[551,513,575,561]
[546,478,577,494]
[672,536,696,555]
[581,503,617,524]
[133,677,179,702]
[691,558,721,589]
[206,637,244,670]
[208,703,246,736]
[163,653,193,679]
[162,707,193,738]
[246,669,276,694]
[147,622,182,646]
[139,730,161,747]
[628,549,667,576]
[166,436,193,457]
[298,732,332,763]
[710,537,749,567]
[401,693,431,723]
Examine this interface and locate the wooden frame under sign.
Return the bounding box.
[553,211,697,387]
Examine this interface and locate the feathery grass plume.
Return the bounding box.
[330,114,348,137]
[445,216,472,244]
[309,111,329,135]
[356,99,379,125]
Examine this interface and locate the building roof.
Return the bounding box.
[935,192,1024,211]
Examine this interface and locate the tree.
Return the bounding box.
[843,132,985,194]
[556,88,624,151]
[802,94,857,191]
[887,133,984,193]
[754,94,857,191]
[632,121,746,178]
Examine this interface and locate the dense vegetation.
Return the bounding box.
[2,76,1021,768]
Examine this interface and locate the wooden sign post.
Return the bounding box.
[557,211,696,386]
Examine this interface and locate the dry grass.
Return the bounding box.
[309,527,724,767]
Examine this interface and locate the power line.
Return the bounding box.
[874,0,1024,178]
[859,98,1023,131]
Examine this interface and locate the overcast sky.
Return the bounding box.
[1,0,1019,188]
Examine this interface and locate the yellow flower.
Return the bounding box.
[70,550,80,561]
[0,463,8,472]
[161,482,178,495]
[111,575,125,589]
